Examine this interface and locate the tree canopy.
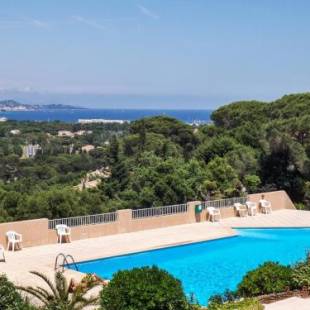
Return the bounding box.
[1,93,310,222]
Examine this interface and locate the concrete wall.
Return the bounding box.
[47,221,120,243]
[200,190,295,220]
[125,201,199,233]
[248,190,295,211]
[198,203,237,220]
[45,201,200,245]
[0,218,49,248]
[0,191,295,248]
[180,190,295,221]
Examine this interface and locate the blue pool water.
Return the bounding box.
[69,228,310,305]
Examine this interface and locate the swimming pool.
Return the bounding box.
[69,228,310,305]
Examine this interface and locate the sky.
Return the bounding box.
[0,0,310,109]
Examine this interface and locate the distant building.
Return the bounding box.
[58,130,93,137]
[10,129,21,135]
[75,130,93,136]
[81,144,95,153]
[58,130,75,138]
[78,119,128,124]
[68,144,74,154]
[22,144,41,159]
[75,130,85,136]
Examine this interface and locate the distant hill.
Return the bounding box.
[0,100,29,110]
[0,100,84,111]
[40,104,86,110]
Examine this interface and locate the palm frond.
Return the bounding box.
[19,270,100,309]
[17,286,50,305]
[55,271,69,301]
[29,270,58,297]
[36,286,55,301]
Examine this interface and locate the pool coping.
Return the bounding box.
[233,226,310,229]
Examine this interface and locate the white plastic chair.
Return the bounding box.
[234,203,247,217]
[259,199,272,214]
[246,201,258,216]
[6,231,22,251]
[207,207,221,222]
[0,245,5,262]
[56,224,71,244]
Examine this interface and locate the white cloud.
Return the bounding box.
[21,86,33,92]
[72,15,105,30]
[29,19,49,29]
[137,4,159,20]
[0,18,49,29]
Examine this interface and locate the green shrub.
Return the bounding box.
[295,203,306,210]
[208,289,238,305]
[208,298,264,310]
[237,262,293,297]
[292,254,310,288]
[243,175,261,193]
[100,266,192,310]
[0,274,33,309]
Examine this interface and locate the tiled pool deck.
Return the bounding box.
[265,297,310,310]
[221,209,310,228]
[1,209,310,307]
[0,220,235,287]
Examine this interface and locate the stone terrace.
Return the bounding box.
[0,221,235,287]
[221,209,310,228]
[2,208,310,289]
[0,190,310,308]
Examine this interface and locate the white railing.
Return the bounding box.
[48,211,118,229]
[132,203,188,219]
[202,196,247,209]
[48,197,247,228]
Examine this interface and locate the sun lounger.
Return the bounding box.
[0,245,5,262]
[207,207,221,222]
[6,231,22,251]
[259,199,272,214]
[56,224,71,244]
[246,201,258,216]
[234,203,248,217]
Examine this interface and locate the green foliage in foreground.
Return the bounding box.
[100,266,193,310]
[18,271,98,310]
[208,298,264,310]
[292,254,310,288]
[237,262,293,297]
[210,254,310,306]
[0,274,34,310]
[4,256,310,309]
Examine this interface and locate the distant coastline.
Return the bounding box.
[0,99,84,112]
[0,108,213,124]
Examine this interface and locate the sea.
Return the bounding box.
[0,109,212,124]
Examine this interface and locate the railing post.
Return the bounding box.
[117,209,132,234]
[187,201,202,223]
